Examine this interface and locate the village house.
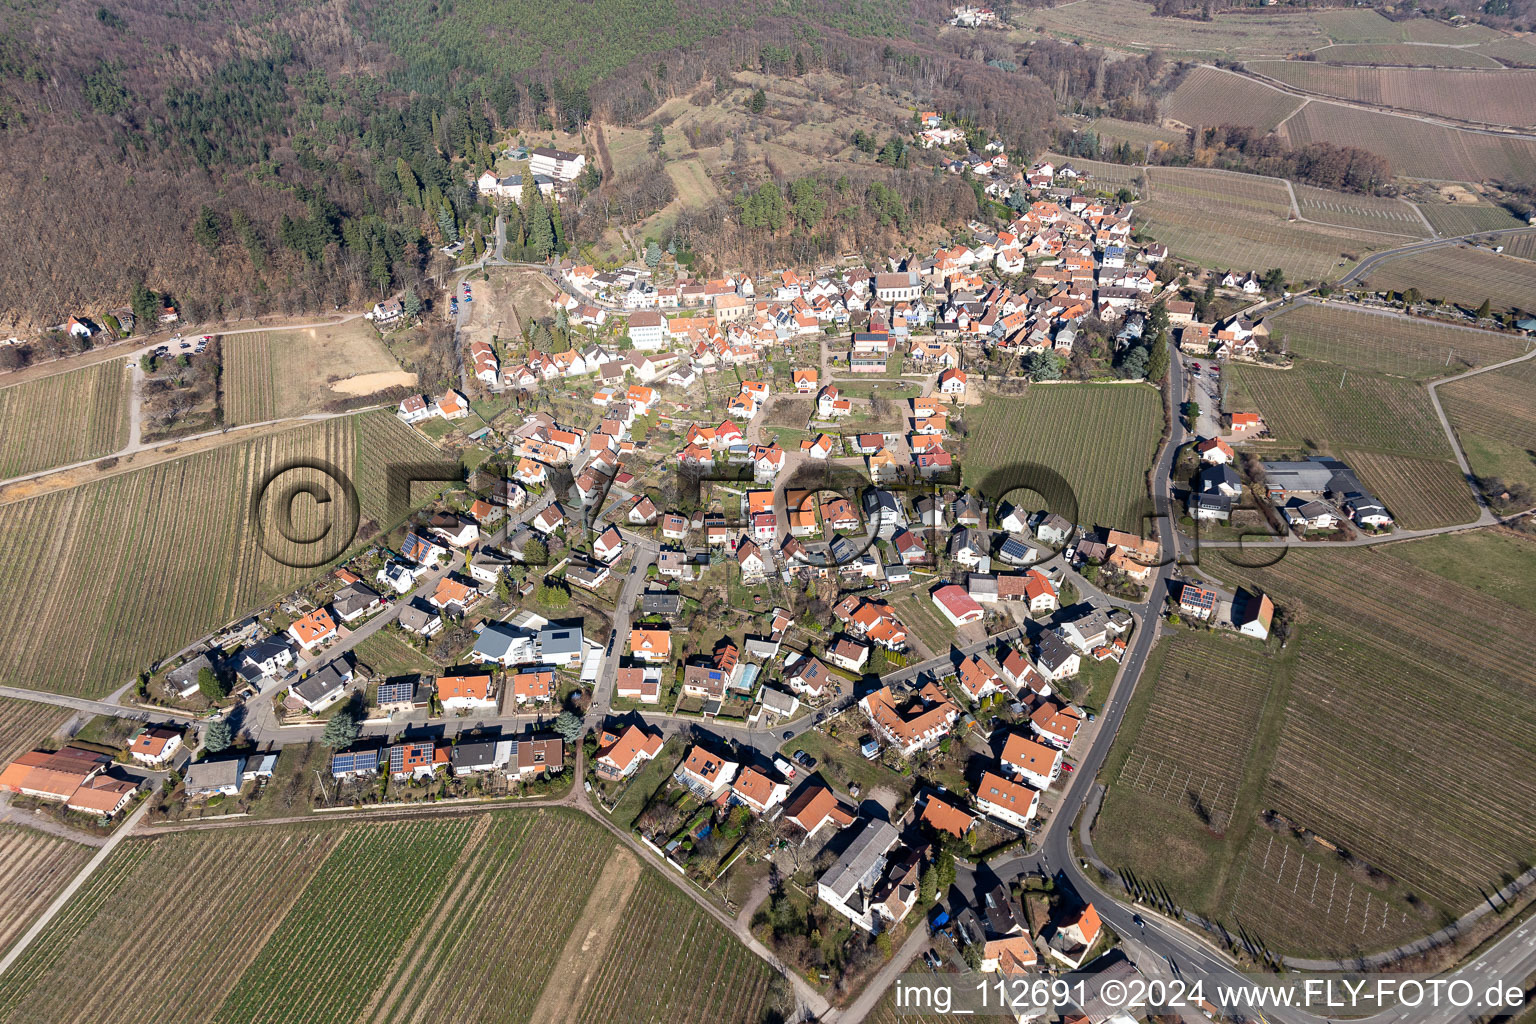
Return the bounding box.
[594,725,664,780]
[859,682,959,758]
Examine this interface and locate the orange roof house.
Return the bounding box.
[512,669,555,704]
[920,794,976,838]
[288,608,338,650]
[436,673,495,707]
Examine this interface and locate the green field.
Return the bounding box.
[1100,542,1536,957]
[1363,246,1536,313]
[1011,0,1330,57]
[1262,303,1524,378]
[960,384,1163,533]
[0,807,781,1024]
[0,411,441,696]
[1414,198,1528,236]
[0,361,129,479]
[1227,361,1451,458]
[1440,356,1536,491]
[1387,528,1536,614]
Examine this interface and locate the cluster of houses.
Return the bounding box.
[396,390,472,425]
[474,146,587,201]
[328,731,565,785]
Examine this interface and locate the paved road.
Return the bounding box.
[1341,226,1536,287]
[0,686,201,724]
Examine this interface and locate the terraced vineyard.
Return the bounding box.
[1308,43,1502,67]
[1279,102,1536,186]
[1227,362,1450,457]
[1135,200,1372,281]
[961,384,1162,532]
[0,361,129,479]
[0,411,441,696]
[0,826,90,957]
[1247,63,1536,128]
[572,869,782,1024]
[1262,304,1523,378]
[1147,165,1294,216]
[0,696,72,764]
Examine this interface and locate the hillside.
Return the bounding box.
[0,0,973,333]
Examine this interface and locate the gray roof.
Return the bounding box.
[399,601,437,633]
[1199,464,1241,493]
[241,636,293,667]
[450,739,509,771]
[167,652,216,692]
[537,626,584,657]
[332,583,381,618]
[640,592,683,616]
[293,662,351,704]
[1037,631,1077,670]
[184,757,245,794]
[819,819,899,900]
[474,622,525,660]
[761,687,798,714]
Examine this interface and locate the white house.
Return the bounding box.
[975,771,1039,829]
[528,146,587,182]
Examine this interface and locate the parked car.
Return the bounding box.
[773,756,796,779]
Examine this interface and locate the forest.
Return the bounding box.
[0,0,1256,332]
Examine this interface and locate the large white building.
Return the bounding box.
[529,147,587,182]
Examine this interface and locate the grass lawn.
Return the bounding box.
[1384,528,1536,615]
[605,737,685,829]
[1070,654,1121,716]
[782,731,917,804]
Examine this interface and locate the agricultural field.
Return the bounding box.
[1146,166,1294,217]
[223,322,412,426]
[0,361,129,480]
[1227,361,1452,458]
[352,629,442,679]
[959,384,1162,533]
[569,869,785,1024]
[0,696,72,765]
[1308,43,1503,67]
[1440,356,1536,491]
[0,823,346,1024]
[1261,303,1524,378]
[1278,102,1536,185]
[1339,450,1480,529]
[1245,63,1536,129]
[1217,549,1536,921]
[1161,65,1304,132]
[1364,245,1536,312]
[0,411,441,696]
[1412,195,1528,236]
[1104,631,1281,838]
[1496,233,1536,260]
[664,158,720,207]
[0,826,90,958]
[1471,35,1536,66]
[0,809,761,1024]
[1386,528,1536,614]
[1135,199,1372,282]
[1009,0,1331,57]
[1083,117,1187,151]
[1102,544,1536,956]
[1291,185,1428,237]
[1312,10,1500,45]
